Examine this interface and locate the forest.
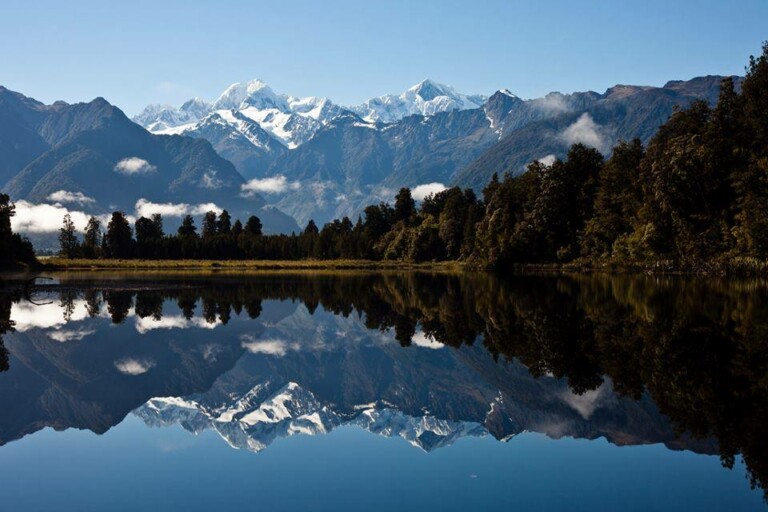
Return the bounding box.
[1,43,767,273]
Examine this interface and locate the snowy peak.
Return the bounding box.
[350,79,487,124]
[135,79,348,150]
[133,381,488,454]
[410,78,452,101]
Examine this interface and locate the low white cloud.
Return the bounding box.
[134,315,220,334]
[114,157,157,175]
[537,154,557,167]
[11,300,91,331]
[11,200,94,233]
[240,335,299,356]
[560,113,607,153]
[115,357,156,376]
[411,183,447,201]
[134,198,221,218]
[411,330,445,349]
[47,190,96,205]
[241,175,300,196]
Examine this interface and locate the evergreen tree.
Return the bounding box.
[58,214,80,258]
[232,219,243,236]
[202,211,218,238]
[582,139,644,259]
[245,215,263,236]
[394,188,416,224]
[217,210,232,234]
[304,219,319,236]
[83,216,102,258]
[178,215,197,238]
[103,212,133,258]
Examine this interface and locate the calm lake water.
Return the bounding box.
[0,272,765,511]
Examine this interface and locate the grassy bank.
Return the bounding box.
[39,257,467,272]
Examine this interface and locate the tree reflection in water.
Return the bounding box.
[5,272,768,499]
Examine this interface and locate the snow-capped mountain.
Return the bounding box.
[133,97,211,132]
[350,79,488,123]
[134,79,349,150]
[135,382,488,453]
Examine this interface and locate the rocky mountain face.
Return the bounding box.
[0,86,298,233]
[453,75,744,191]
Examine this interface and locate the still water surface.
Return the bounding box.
[0,272,765,511]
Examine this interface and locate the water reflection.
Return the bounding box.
[0,272,766,500]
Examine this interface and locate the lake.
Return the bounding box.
[0,271,765,511]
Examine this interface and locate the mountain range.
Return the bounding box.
[0,86,298,234]
[0,74,740,236]
[134,75,740,226]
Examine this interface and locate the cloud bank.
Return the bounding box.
[114,157,157,175]
[11,200,96,233]
[241,175,300,196]
[134,199,222,218]
[11,198,222,234]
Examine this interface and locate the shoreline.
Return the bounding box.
[1,256,766,277]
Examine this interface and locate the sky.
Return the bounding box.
[1,0,766,116]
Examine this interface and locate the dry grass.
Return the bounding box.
[40,257,466,272]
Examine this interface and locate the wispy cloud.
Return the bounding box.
[411,182,447,201]
[201,170,223,189]
[240,334,299,356]
[114,157,157,175]
[114,357,156,376]
[49,328,95,343]
[241,175,300,196]
[134,199,221,218]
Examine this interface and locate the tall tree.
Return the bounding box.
[394,188,416,224]
[177,215,197,238]
[201,211,218,238]
[58,214,80,258]
[83,216,102,258]
[245,215,262,236]
[103,212,133,259]
[217,210,232,234]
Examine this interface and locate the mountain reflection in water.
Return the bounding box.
[0,272,766,501]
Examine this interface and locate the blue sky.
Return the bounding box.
[1,0,766,115]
